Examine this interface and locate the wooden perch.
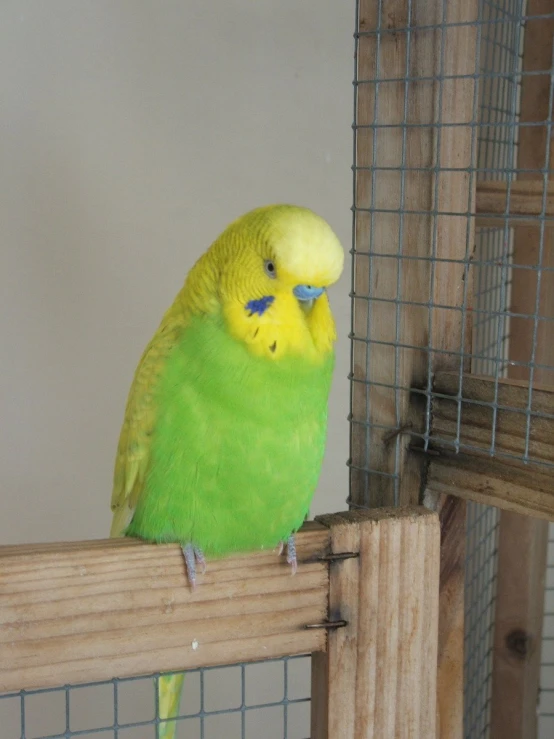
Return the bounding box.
[476,180,554,228]
[0,508,441,739]
[423,372,554,519]
[0,524,330,693]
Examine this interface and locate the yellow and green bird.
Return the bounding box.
[110,204,343,738]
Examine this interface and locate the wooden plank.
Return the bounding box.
[311,507,440,739]
[425,372,554,516]
[351,0,437,508]
[0,524,330,692]
[432,371,554,408]
[429,2,478,736]
[491,513,549,739]
[435,495,466,739]
[311,512,361,739]
[489,4,554,735]
[425,453,554,519]
[476,180,554,228]
[352,3,477,737]
[428,372,554,465]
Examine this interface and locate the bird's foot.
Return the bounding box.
[277,535,297,576]
[181,544,206,589]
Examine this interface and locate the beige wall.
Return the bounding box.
[0,1,353,546]
[0,3,353,736]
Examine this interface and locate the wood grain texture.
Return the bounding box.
[425,453,554,519]
[352,3,477,736]
[490,512,549,739]
[428,2,478,736]
[311,508,440,739]
[489,5,554,734]
[476,180,554,228]
[0,524,330,692]
[429,371,554,465]
[425,372,554,517]
[351,0,437,508]
[436,496,466,739]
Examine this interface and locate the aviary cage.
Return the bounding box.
[1,1,553,738]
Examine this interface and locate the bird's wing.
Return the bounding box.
[110,314,183,538]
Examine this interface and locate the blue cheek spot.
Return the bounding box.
[245,295,275,316]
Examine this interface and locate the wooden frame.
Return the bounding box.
[0,508,440,739]
[311,508,440,739]
[475,180,554,228]
[424,373,554,517]
[352,2,478,736]
[488,5,554,737]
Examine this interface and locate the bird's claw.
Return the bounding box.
[182,544,206,589]
[277,535,297,576]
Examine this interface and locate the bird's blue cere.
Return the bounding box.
[246,295,275,316]
[293,285,325,302]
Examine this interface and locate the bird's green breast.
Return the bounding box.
[126,312,334,556]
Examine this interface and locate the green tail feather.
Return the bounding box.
[157,673,185,739]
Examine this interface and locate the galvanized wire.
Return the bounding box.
[463,0,523,733]
[349,0,552,736]
[0,656,311,739]
[349,0,553,495]
[464,502,499,739]
[538,524,554,739]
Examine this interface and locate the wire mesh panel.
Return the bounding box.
[462,1,524,736]
[539,524,554,738]
[350,0,553,736]
[350,0,554,507]
[0,656,311,739]
[464,502,499,739]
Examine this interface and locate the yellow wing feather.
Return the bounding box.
[110,305,185,537]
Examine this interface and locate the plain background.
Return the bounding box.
[0,2,353,737]
[0,1,353,546]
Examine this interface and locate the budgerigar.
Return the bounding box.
[110,204,343,739]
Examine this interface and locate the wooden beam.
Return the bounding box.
[490,513,549,739]
[435,494,467,739]
[425,453,554,520]
[428,3,478,736]
[428,372,554,466]
[0,524,330,692]
[488,5,554,737]
[352,3,477,737]
[475,180,554,228]
[352,0,437,508]
[311,507,440,739]
[423,372,554,517]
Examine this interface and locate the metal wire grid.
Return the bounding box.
[539,524,554,739]
[462,5,521,734]
[472,0,523,380]
[464,502,499,739]
[0,656,311,739]
[350,1,554,507]
[351,0,550,736]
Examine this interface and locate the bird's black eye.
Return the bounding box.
[264,260,276,278]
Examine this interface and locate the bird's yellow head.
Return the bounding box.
[181,205,344,361]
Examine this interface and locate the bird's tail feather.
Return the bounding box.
[157,673,185,739]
